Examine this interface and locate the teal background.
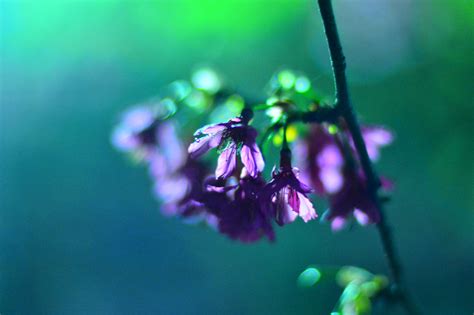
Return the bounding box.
[1,1,473,314]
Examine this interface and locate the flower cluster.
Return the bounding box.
[186,111,318,242]
[188,110,264,179]
[295,125,393,231]
[111,69,394,242]
[112,104,218,226]
[261,148,317,226]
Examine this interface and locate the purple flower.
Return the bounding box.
[216,171,275,242]
[188,117,265,179]
[295,125,393,196]
[112,106,185,172]
[359,127,394,161]
[112,106,156,153]
[325,169,386,231]
[152,158,226,228]
[294,126,337,195]
[262,149,317,226]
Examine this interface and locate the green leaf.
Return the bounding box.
[336,266,373,287]
[297,267,321,288]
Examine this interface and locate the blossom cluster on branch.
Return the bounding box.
[111,69,393,243]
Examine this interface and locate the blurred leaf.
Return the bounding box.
[336,266,373,287]
[337,283,371,315]
[297,267,322,288]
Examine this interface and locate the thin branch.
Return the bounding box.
[287,106,339,124]
[317,0,421,314]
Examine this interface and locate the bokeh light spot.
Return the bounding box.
[297,267,321,287]
[192,68,222,94]
[295,76,311,93]
[278,70,296,89]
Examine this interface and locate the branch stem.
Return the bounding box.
[316,0,420,314]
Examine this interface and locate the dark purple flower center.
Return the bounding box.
[137,121,160,145]
[226,125,248,143]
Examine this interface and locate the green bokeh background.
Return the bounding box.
[1,1,473,314]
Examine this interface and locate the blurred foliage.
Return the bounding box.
[298,266,388,315]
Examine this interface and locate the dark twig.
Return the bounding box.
[287,106,340,124]
[317,0,421,314]
[259,121,284,150]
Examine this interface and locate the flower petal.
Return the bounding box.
[361,127,393,161]
[193,123,227,137]
[240,143,265,178]
[353,208,370,226]
[363,127,393,146]
[149,154,167,179]
[158,122,185,171]
[274,187,298,226]
[188,131,223,159]
[317,144,343,168]
[331,216,346,231]
[320,167,344,194]
[188,136,212,158]
[216,144,237,179]
[297,192,317,222]
[288,187,300,213]
[291,168,313,193]
[122,107,154,132]
[153,175,190,204]
[111,128,139,151]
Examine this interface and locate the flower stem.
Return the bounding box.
[282,123,289,149]
[316,0,421,314]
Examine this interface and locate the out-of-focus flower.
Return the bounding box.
[262,149,317,226]
[324,170,395,231]
[188,116,264,179]
[111,105,185,172]
[294,126,340,195]
[152,158,225,228]
[358,126,394,161]
[216,170,275,242]
[112,106,156,153]
[295,125,393,196]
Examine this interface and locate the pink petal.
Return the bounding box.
[240,143,265,178]
[111,128,138,151]
[331,216,347,231]
[354,208,370,226]
[253,144,265,172]
[215,144,237,179]
[188,139,209,158]
[292,168,313,193]
[288,188,300,213]
[320,167,344,194]
[160,203,180,217]
[205,214,219,230]
[317,144,343,168]
[274,188,298,225]
[123,107,154,132]
[362,127,393,161]
[149,154,167,179]
[188,132,223,158]
[194,123,227,137]
[366,144,380,161]
[154,176,191,203]
[158,122,185,171]
[380,177,394,190]
[363,127,393,146]
[297,192,317,222]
